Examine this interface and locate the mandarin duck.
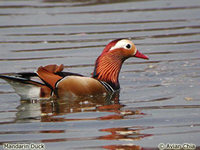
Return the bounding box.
[0,39,148,100]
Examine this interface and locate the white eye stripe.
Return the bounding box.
[110,39,132,51]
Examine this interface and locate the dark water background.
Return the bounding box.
[0,0,200,149]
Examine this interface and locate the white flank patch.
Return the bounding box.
[27,86,41,99]
[7,80,41,100]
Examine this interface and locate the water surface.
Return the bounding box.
[0,0,200,149]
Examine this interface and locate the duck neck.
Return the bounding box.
[93,53,125,90]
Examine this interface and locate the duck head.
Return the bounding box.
[93,39,149,90]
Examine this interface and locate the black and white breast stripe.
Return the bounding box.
[99,81,115,93]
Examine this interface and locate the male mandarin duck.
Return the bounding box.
[0,39,148,100]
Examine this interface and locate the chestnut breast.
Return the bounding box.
[56,76,107,98]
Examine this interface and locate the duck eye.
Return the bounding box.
[126,44,131,49]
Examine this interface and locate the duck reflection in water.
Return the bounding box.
[15,92,150,149]
[15,90,144,123]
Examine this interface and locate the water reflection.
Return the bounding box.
[15,91,146,123]
[99,126,153,141]
[13,92,149,149]
[99,126,153,149]
[15,92,129,123]
[16,101,41,123]
[103,145,141,150]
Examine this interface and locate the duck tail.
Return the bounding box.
[0,75,51,99]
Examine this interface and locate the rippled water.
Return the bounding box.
[0,0,200,149]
